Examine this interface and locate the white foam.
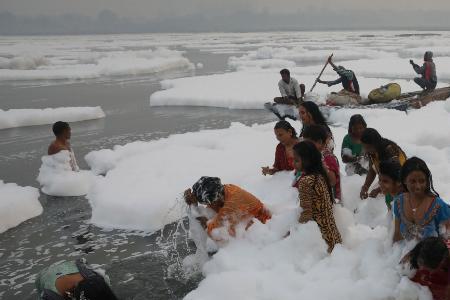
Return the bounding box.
[149,70,433,109]
[84,99,450,299]
[0,180,42,233]
[37,150,96,197]
[0,47,193,82]
[0,106,105,130]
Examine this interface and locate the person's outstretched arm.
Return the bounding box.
[410,60,424,75]
[360,167,376,199]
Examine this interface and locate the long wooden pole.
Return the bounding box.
[309,54,333,92]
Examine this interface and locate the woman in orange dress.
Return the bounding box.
[184,177,271,241]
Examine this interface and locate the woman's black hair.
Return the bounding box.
[379,160,401,182]
[400,157,439,197]
[348,114,367,135]
[409,237,449,269]
[293,141,334,203]
[302,124,328,144]
[274,120,297,138]
[280,68,290,75]
[360,128,404,161]
[299,101,331,137]
[73,275,119,300]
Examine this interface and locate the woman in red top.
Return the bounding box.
[405,237,450,300]
[262,120,300,176]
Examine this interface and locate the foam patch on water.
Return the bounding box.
[0,106,105,130]
[0,47,193,82]
[37,150,97,197]
[0,180,42,233]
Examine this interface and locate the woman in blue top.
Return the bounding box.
[393,157,450,242]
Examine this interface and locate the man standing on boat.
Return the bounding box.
[410,51,437,91]
[274,69,306,105]
[316,56,362,105]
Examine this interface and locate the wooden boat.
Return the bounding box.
[333,86,450,111]
[264,87,450,120]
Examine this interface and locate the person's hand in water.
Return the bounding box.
[184,189,197,205]
[360,185,369,199]
[196,216,208,229]
[261,166,275,176]
[409,59,414,65]
[369,187,381,198]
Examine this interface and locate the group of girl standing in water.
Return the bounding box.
[184,100,450,299]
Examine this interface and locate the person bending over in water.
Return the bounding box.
[184,177,271,241]
[360,128,406,200]
[293,141,342,253]
[393,157,450,243]
[302,124,341,202]
[341,114,368,176]
[274,69,306,105]
[48,121,79,171]
[378,160,404,210]
[262,120,300,176]
[35,259,118,300]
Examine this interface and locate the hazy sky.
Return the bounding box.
[2,0,450,19]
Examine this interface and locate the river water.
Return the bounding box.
[0,49,275,299]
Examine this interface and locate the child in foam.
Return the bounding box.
[298,101,334,152]
[341,114,369,176]
[48,121,79,171]
[393,157,450,243]
[184,177,271,242]
[302,124,341,202]
[35,259,118,300]
[360,128,407,200]
[261,120,300,176]
[378,160,404,211]
[293,141,342,253]
[404,237,450,300]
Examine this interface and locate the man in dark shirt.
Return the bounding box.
[317,56,360,95]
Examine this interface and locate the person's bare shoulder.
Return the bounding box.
[48,141,66,155]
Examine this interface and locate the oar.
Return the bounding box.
[310,54,333,93]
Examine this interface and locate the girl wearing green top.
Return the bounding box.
[341,114,368,175]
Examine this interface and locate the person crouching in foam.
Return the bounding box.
[48,121,79,171]
[184,177,271,243]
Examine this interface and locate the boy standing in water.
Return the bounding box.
[48,121,79,171]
